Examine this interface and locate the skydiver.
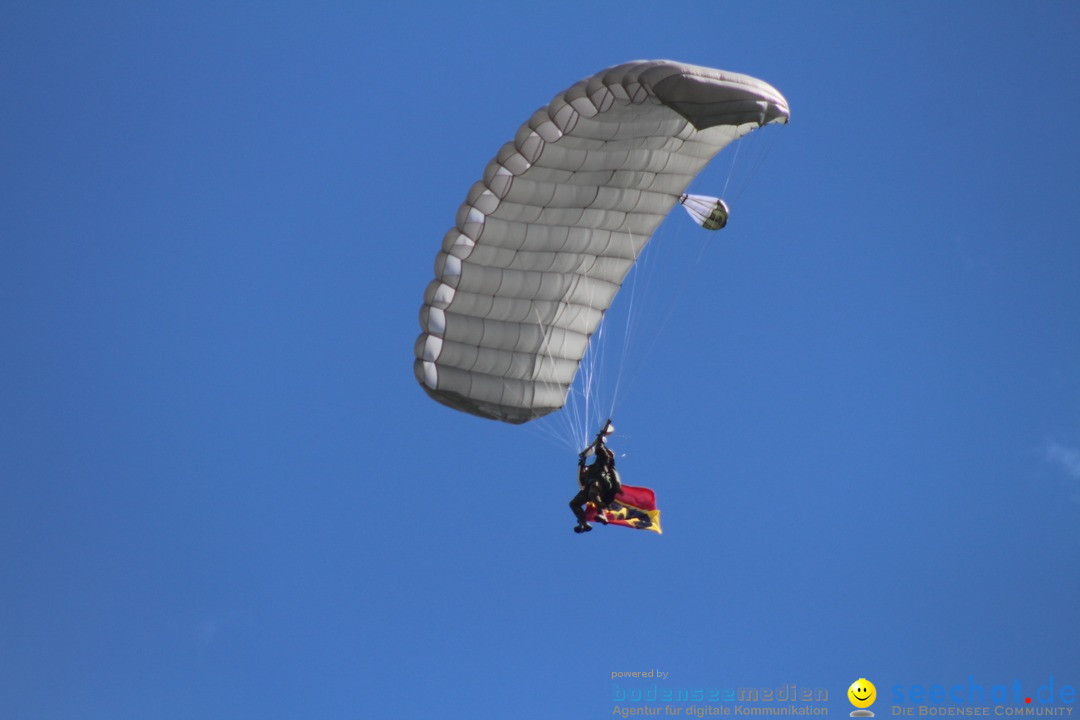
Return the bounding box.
[570,422,621,534]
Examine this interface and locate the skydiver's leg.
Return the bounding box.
[569,490,591,532]
[570,490,588,523]
[588,483,609,524]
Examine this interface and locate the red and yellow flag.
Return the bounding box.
[586,485,662,534]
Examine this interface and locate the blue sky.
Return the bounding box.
[3,2,1079,718]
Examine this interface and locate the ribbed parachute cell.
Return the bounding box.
[414,60,789,424]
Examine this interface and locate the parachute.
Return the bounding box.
[414,60,789,424]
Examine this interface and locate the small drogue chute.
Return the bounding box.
[679,194,730,231]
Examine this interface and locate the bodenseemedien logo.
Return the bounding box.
[849,678,877,717]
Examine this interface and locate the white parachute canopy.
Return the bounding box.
[414,60,789,424]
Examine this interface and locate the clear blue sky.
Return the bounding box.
[3,3,1078,718]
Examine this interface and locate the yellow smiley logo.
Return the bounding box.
[846,682,872,716]
[846,682,872,708]
[848,679,876,708]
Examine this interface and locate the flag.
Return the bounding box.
[585,484,662,534]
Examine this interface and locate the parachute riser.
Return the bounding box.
[679,193,729,230]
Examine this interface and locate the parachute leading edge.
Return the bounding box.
[414,60,790,424]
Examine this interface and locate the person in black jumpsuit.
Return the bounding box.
[570,434,621,533]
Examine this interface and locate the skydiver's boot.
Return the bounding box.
[594,511,608,525]
[574,522,592,533]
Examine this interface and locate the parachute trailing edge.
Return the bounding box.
[414,60,789,424]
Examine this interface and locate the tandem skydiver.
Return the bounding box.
[569,420,621,533]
